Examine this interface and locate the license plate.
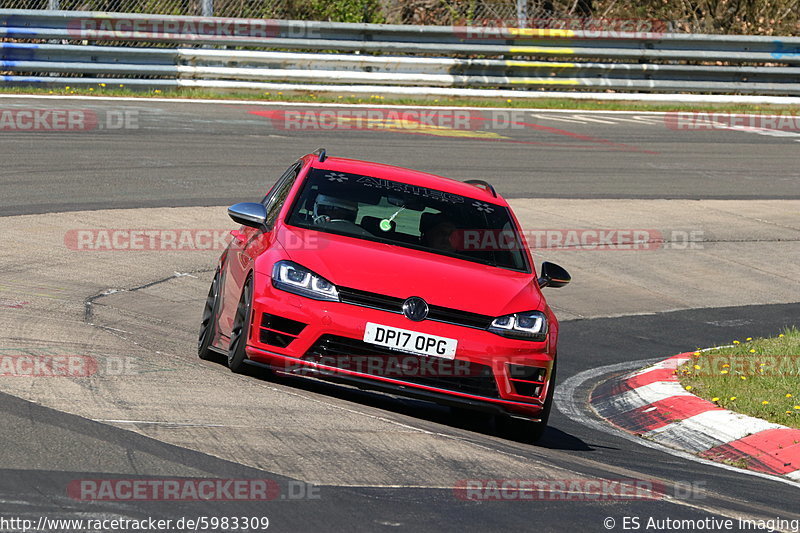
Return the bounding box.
[363,322,457,359]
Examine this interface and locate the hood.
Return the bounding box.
[277,225,542,317]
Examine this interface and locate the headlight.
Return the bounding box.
[272,261,339,301]
[488,311,547,341]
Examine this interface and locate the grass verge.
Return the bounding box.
[678,327,800,429]
[1,85,799,113]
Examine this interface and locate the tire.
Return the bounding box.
[496,360,557,443]
[198,269,221,361]
[227,276,253,373]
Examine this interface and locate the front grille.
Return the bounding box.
[338,286,403,313]
[303,334,500,399]
[259,313,307,348]
[337,286,494,330]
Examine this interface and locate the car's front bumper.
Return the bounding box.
[245,280,556,419]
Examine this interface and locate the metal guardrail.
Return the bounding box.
[2,9,800,96]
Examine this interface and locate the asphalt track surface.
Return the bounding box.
[1,97,799,532]
[4,304,799,531]
[1,98,800,217]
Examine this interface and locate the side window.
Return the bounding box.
[264,163,301,228]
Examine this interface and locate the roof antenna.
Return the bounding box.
[314,148,327,162]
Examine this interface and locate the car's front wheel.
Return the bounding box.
[496,360,557,443]
[227,277,253,373]
[198,269,221,360]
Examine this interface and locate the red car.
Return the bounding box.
[198,149,570,440]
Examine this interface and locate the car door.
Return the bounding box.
[218,162,302,340]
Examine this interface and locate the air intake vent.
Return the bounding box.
[259,313,307,348]
[507,364,547,398]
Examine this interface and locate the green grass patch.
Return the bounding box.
[1,85,799,114]
[679,327,800,429]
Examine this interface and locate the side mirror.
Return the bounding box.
[538,261,571,289]
[228,202,268,229]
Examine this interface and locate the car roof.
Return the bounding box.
[302,155,507,206]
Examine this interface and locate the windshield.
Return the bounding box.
[285,168,530,272]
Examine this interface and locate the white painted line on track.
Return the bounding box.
[555,358,800,489]
[566,114,622,124]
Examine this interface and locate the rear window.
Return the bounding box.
[285,168,530,272]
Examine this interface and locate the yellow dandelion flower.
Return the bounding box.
[712,397,720,402]
[749,349,756,353]
[741,376,747,380]
[694,351,701,355]
[779,334,785,338]
[746,337,752,341]
[100,83,106,87]
[787,393,793,398]
[65,86,70,90]
[694,365,701,370]
[506,99,512,103]
[720,370,729,374]
[722,364,730,368]
[730,397,737,401]
[794,406,800,410]
[685,386,693,390]
[733,340,740,344]
[762,401,769,405]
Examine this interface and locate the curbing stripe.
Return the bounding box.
[644,409,783,452]
[591,380,694,418]
[700,428,800,475]
[606,395,723,434]
[591,350,800,481]
[625,367,680,388]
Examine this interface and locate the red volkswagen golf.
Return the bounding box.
[198,149,570,440]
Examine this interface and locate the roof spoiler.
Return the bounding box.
[313,148,327,162]
[464,179,497,198]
